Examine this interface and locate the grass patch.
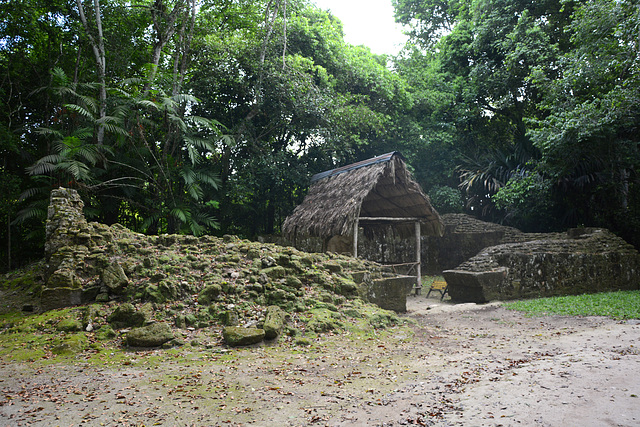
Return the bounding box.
[504,290,640,320]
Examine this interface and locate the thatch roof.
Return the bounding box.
[282,152,444,240]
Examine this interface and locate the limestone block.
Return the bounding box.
[263,305,285,339]
[108,303,147,329]
[366,276,412,313]
[222,326,265,347]
[126,323,174,347]
[40,287,82,311]
[101,263,129,294]
[442,268,508,303]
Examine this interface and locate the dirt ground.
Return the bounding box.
[1,295,639,426]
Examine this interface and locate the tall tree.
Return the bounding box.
[526,0,640,242]
[394,0,574,224]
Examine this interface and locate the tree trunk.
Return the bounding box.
[76,0,106,144]
[144,0,186,95]
[6,212,10,271]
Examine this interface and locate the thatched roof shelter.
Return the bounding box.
[282,152,444,243]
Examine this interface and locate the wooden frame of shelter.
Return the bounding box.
[282,152,444,294]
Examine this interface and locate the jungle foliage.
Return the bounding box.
[1,0,639,272]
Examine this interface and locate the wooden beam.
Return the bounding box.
[358,216,422,223]
[353,218,359,258]
[415,221,421,295]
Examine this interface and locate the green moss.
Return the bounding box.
[56,317,83,332]
[263,305,285,340]
[96,324,116,340]
[285,276,303,289]
[295,337,312,346]
[323,262,342,273]
[108,303,147,328]
[51,333,88,355]
[336,277,358,296]
[368,311,400,329]
[1,263,43,293]
[306,308,344,333]
[199,283,222,305]
[261,266,286,279]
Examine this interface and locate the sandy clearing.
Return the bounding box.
[1,295,639,426]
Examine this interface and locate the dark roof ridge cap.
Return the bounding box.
[310,151,402,183]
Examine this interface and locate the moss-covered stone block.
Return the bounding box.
[51,333,88,355]
[285,276,303,289]
[96,324,116,340]
[184,313,197,327]
[157,280,178,301]
[174,314,186,329]
[336,277,358,296]
[198,283,222,305]
[47,268,81,289]
[263,305,285,340]
[41,287,82,311]
[300,256,314,267]
[101,263,129,294]
[219,310,238,326]
[319,292,333,303]
[306,308,344,333]
[222,326,265,347]
[56,317,83,332]
[108,303,147,329]
[142,284,164,303]
[261,266,286,279]
[323,262,342,273]
[247,248,261,260]
[266,288,295,305]
[126,322,174,347]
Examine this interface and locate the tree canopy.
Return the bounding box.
[1,0,639,272]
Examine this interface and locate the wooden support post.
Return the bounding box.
[415,221,421,295]
[353,218,359,258]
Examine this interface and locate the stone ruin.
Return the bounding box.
[43,188,640,308]
[324,213,640,302]
[443,227,640,302]
[422,214,564,274]
[42,187,134,310]
[40,187,413,313]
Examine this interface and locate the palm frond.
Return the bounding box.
[100,122,129,137]
[135,99,160,111]
[64,103,96,121]
[71,127,95,140]
[106,87,132,98]
[180,167,197,185]
[170,207,188,223]
[14,205,48,224]
[195,170,220,190]
[172,93,199,105]
[27,156,60,176]
[186,182,203,201]
[185,143,201,165]
[184,135,217,153]
[187,116,220,130]
[18,186,49,202]
[36,127,64,138]
[58,160,91,181]
[121,77,146,86]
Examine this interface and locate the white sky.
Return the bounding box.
[312,0,409,55]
